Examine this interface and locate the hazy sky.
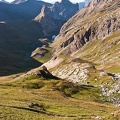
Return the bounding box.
[5,0,85,3]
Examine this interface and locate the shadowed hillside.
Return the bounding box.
[0,0,79,76]
[0,20,44,76]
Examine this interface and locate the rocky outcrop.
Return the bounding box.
[34,0,79,36]
[31,47,49,58]
[52,62,92,85]
[101,74,120,106]
[17,66,60,79]
[34,5,63,36]
[53,0,120,55]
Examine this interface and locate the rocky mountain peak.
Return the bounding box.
[40,5,51,17]
[61,0,71,4]
[51,0,79,21]
[52,0,120,56]
[34,0,79,36]
[34,5,52,22]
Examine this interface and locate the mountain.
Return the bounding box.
[39,0,120,106]
[34,0,79,37]
[51,0,120,60]
[0,20,45,76]
[34,5,64,36]
[0,0,52,21]
[50,0,79,21]
[0,0,120,119]
[0,0,52,75]
[0,0,79,76]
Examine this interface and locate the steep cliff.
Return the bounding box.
[52,0,120,56]
[34,5,63,36]
[34,0,79,36]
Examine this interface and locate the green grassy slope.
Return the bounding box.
[74,30,120,73]
[0,75,119,120]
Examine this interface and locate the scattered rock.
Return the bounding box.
[91,115,102,119]
[107,73,120,80]
[28,102,45,111]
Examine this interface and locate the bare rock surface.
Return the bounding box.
[52,0,120,55]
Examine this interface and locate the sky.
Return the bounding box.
[5,0,85,4]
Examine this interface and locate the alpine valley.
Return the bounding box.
[0,0,120,120]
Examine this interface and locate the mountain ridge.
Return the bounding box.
[0,0,120,119]
[0,0,52,21]
[34,0,79,36]
[0,0,79,75]
[52,0,120,55]
[37,0,120,106]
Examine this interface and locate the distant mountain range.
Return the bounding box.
[34,0,79,36]
[0,0,52,21]
[0,0,79,75]
[0,0,91,75]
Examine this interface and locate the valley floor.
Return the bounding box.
[0,75,119,120]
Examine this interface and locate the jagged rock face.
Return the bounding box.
[17,66,59,79]
[34,0,79,36]
[52,0,120,55]
[89,0,114,12]
[50,0,79,21]
[34,5,63,36]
